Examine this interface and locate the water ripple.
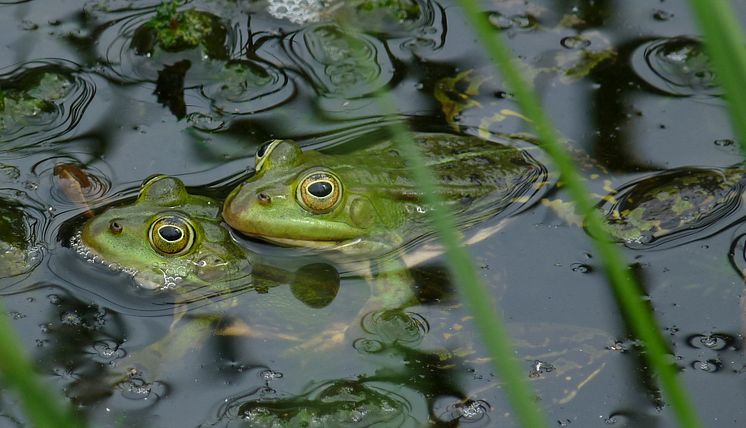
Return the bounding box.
[198,59,294,116]
[598,167,744,249]
[88,2,240,84]
[631,37,719,97]
[0,60,94,149]
[283,23,394,99]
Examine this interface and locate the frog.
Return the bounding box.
[223,133,546,254]
[70,174,343,381]
[72,174,251,292]
[221,132,548,325]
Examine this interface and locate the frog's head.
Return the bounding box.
[223,140,384,250]
[76,175,249,290]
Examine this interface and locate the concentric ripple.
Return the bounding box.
[631,37,719,97]
[283,23,394,99]
[0,60,94,149]
[198,59,294,116]
[597,167,745,249]
[88,2,239,84]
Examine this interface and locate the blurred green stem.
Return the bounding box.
[379,107,548,428]
[0,305,80,428]
[455,1,702,427]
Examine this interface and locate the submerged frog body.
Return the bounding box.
[599,166,746,247]
[72,174,251,291]
[223,133,547,257]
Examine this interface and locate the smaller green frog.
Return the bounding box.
[73,174,250,292]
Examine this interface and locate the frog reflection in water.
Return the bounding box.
[222,132,548,340]
[72,175,341,377]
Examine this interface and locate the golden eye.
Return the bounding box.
[255,140,282,172]
[297,170,342,214]
[148,215,195,256]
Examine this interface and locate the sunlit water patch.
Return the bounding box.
[631,37,719,97]
[0,60,94,149]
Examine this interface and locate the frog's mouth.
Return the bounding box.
[245,234,347,250]
[69,230,161,289]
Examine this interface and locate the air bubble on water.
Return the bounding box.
[570,263,591,273]
[260,369,283,381]
[529,360,555,378]
[653,10,673,21]
[691,359,719,373]
[561,35,591,50]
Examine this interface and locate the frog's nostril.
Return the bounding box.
[257,192,271,205]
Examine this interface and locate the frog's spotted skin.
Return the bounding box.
[223,133,548,257]
[598,167,746,248]
[73,175,250,291]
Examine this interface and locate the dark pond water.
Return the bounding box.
[1,0,746,426]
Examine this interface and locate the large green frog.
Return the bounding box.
[220,132,548,337]
[223,133,547,258]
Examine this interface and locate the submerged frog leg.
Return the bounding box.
[288,257,419,354]
[112,314,221,385]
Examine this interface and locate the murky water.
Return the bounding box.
[1,0,746,426]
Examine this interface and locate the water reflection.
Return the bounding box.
[631,37,719,97]
[198,59,294,116]
[0,60,94,149]
[283,23,394,99]
[88,2,239,84]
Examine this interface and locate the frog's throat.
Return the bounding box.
[256,235,348,250]
[69,230,156,287]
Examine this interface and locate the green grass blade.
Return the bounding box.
[455,1,702,427]
[375,100,548,427]
[0,303,81,428]
[689,0,746,153]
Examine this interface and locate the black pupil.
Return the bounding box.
[256,142,270,158]
[159,225,183,242]
[308,181,333,198]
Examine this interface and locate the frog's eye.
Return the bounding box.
[148,215,195,256]
[297,170,342,214]
[255,140,283,172]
